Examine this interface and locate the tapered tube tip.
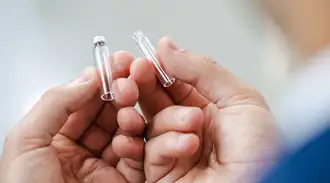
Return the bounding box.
[93,36,106,45]
[132,30,144,42]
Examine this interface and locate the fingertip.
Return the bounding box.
[177,133,200,156]
[146,132,200,162]
[158,36,170,47]
[112,51,134,77]
[88,67,100,89]
[148,106,204,138]
[175,107,204,134]
[113,78,139,107]
[158,36,185,54]
[130,57,160,99]
[112,134,128,150]
[113,50,134,63]
[112,135,144,161]
[185,107,204,129]
[130,57,154,84]
[81,66,98,76]
[158,36,174,49]
[117,107,145,135]
[70,66,98,87]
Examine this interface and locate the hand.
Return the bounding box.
[130,38,279,183]
[0,51,146,183]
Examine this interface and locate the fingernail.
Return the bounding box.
[178,134,193,145]
[115,78,126,94]
[179,107,197,123]
[135,57,144,61]
[71,67,94,84]
[168,38,187,54]
[168,38,180,50]
[112,78,126,100]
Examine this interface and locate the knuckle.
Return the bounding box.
[202,56,218,66]
[4,126,20,147]
[200,55,225,74]
[216,85,268,109]
[250,89,269,107]
[244,85,267,101]
[40,86,72,116]
[4,132,15,145]
[235,89,268,108]
[41,86,67,106]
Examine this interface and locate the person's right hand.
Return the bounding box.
[130,38,280,183]
[0,51,145,183]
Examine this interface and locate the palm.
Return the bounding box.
[43,88,145,183]
[50,134,128,183]
[18,66,145,183]
[7,127,131,183]
[173,103,278,183]
[130,46,278,182]
[8,97,144,183]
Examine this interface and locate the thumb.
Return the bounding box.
[9,67,99,152]
[157,37,267,108]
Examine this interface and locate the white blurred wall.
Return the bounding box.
[0,0,285,150]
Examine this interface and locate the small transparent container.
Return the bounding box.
[133,30,175,87]
[93,36,115,101]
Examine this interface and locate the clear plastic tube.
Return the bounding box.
[93,36,115,101]
[132,30,175,87]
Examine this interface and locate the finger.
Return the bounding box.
[101,128,123,166]
[117,107,145,136]
[101,143,120,166]
[116,159,145,183]
[8,67,99,153]
[112,135,144,161]
[59,51,134,141]
[147,106,203,139]
[104,109,146,182]
[130,57,173,120]
[112,78,139,108]
[158,37,267,108]
[111,51,134,78]
[156,39,208,107]
[93,78,139,134]
[81,52,138,155]
[79,125,111,156]
[164,80,208,108]
[81,75,139,154]
[93,51,137,133]
[58,92,104,141]
[145,132,199,183]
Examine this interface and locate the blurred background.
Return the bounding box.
[0,0,292,150]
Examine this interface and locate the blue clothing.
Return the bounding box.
[261,128,330,183]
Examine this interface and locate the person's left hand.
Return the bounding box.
[0,51,146,183]
[130,38,279,183]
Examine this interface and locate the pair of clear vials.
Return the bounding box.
[93,30,175,101]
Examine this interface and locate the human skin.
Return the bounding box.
[0,51,146,183]
[130,37,280,183]
[0,38,280,183]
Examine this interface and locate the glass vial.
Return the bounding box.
[132,30,176,87]
[93,36,115,101]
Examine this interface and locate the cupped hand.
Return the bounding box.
[0,51,146,183]
[130,38,279,183]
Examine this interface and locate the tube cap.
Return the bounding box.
[93,36,106,45]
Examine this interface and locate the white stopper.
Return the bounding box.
[93,36,106,44]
